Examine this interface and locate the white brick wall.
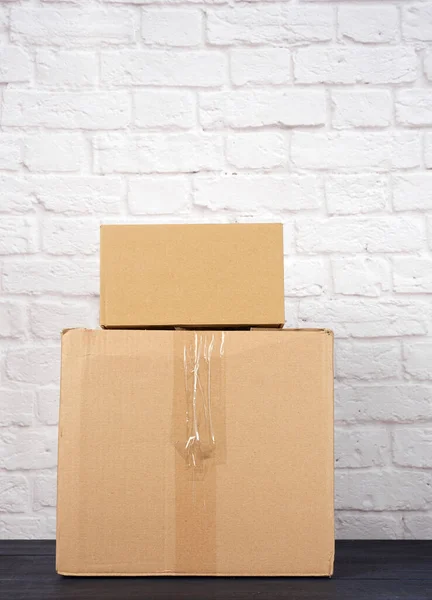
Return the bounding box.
[0,0,431,541]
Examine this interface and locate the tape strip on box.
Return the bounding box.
[172,331,226,574]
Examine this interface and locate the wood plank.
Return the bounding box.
[0,541,55,556]
[336,540,432,580]
[0,575,431,600]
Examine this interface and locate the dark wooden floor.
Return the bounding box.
[0,540,431,600]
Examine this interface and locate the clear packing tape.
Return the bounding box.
[174,331,226,476]
[172,330,226,573]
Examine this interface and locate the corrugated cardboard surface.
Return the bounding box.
[100,223,285,328]
[57,328,334,576]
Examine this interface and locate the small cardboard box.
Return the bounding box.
[100,223,284,328]
[57,328,334,576]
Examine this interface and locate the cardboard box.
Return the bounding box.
[100,223,284,328]
[57,328,334,576]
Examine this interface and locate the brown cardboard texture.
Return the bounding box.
[57,328,334,576]
[100,223,284,328]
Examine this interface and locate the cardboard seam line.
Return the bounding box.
[58,570,332,577]
[172,330,226,575]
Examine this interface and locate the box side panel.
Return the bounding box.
[56,329,176,575]
[214,330,334,575]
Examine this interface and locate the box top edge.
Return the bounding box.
[100,223,283,229]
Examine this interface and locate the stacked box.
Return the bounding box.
[100,223,285,328]
[56,224,334,577]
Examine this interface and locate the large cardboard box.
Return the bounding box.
[100,223,284,328]
[57,328,334,576]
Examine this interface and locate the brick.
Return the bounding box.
[336,513,403,540]
[338,5,399,43]
[0,391,34,428]
[0,516,55,539]
[394,257,432,293]
[134,90,195,129]
[284,258,327,297]
[335,384,432,424]
[33,176,123,215]
[36,388,59,426]
[0,218,37,255]
[0,135,21,171]
[0,7,7,34]
[230,0,296,3]
[335,340,401,381]
[296,216,423,253]
[200,89,325,129]
[404,515,432,540]
[33,473,56,511]
[3,91,130,130]
[396,90,432,126]
[325,174,389,216]
[425,51,432,81]
[426,133,432,168]
[94,133,224,174]
[206,6,333,45]
[45,516,57,538]
[0,47,30,83]
[283,223,295,255]
[0,475,29,513]
[42,218,99,255]
[231,215,286,226]
[295,47,417,84]
[36,50,98,88]
[393,174,432,210]
[335,427,389,468]
[428,217,432,250]
[226,132,286,169]
[403,3,432,41]
[0,429,57,470]
[292,132,420,170]
[299,298,428,338]
[6,347,60,386]
[393,428,432,468]
[128,177,191,214]
[31,301,94,339]
[336,471,432,511]
[3,259,99,296]
[332,257,390,297]
[141,9,202,46]
[24,134,85,173]
[283,300,297,329]
[0,176,34,214]
[105,0,225,3]
[0,302,26,338]
[230,48,291,85]
[11,7,136,46]
[332,90,392,129]
[194,174,321,211]
[404,342,432,381]
[101,50,226,87]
